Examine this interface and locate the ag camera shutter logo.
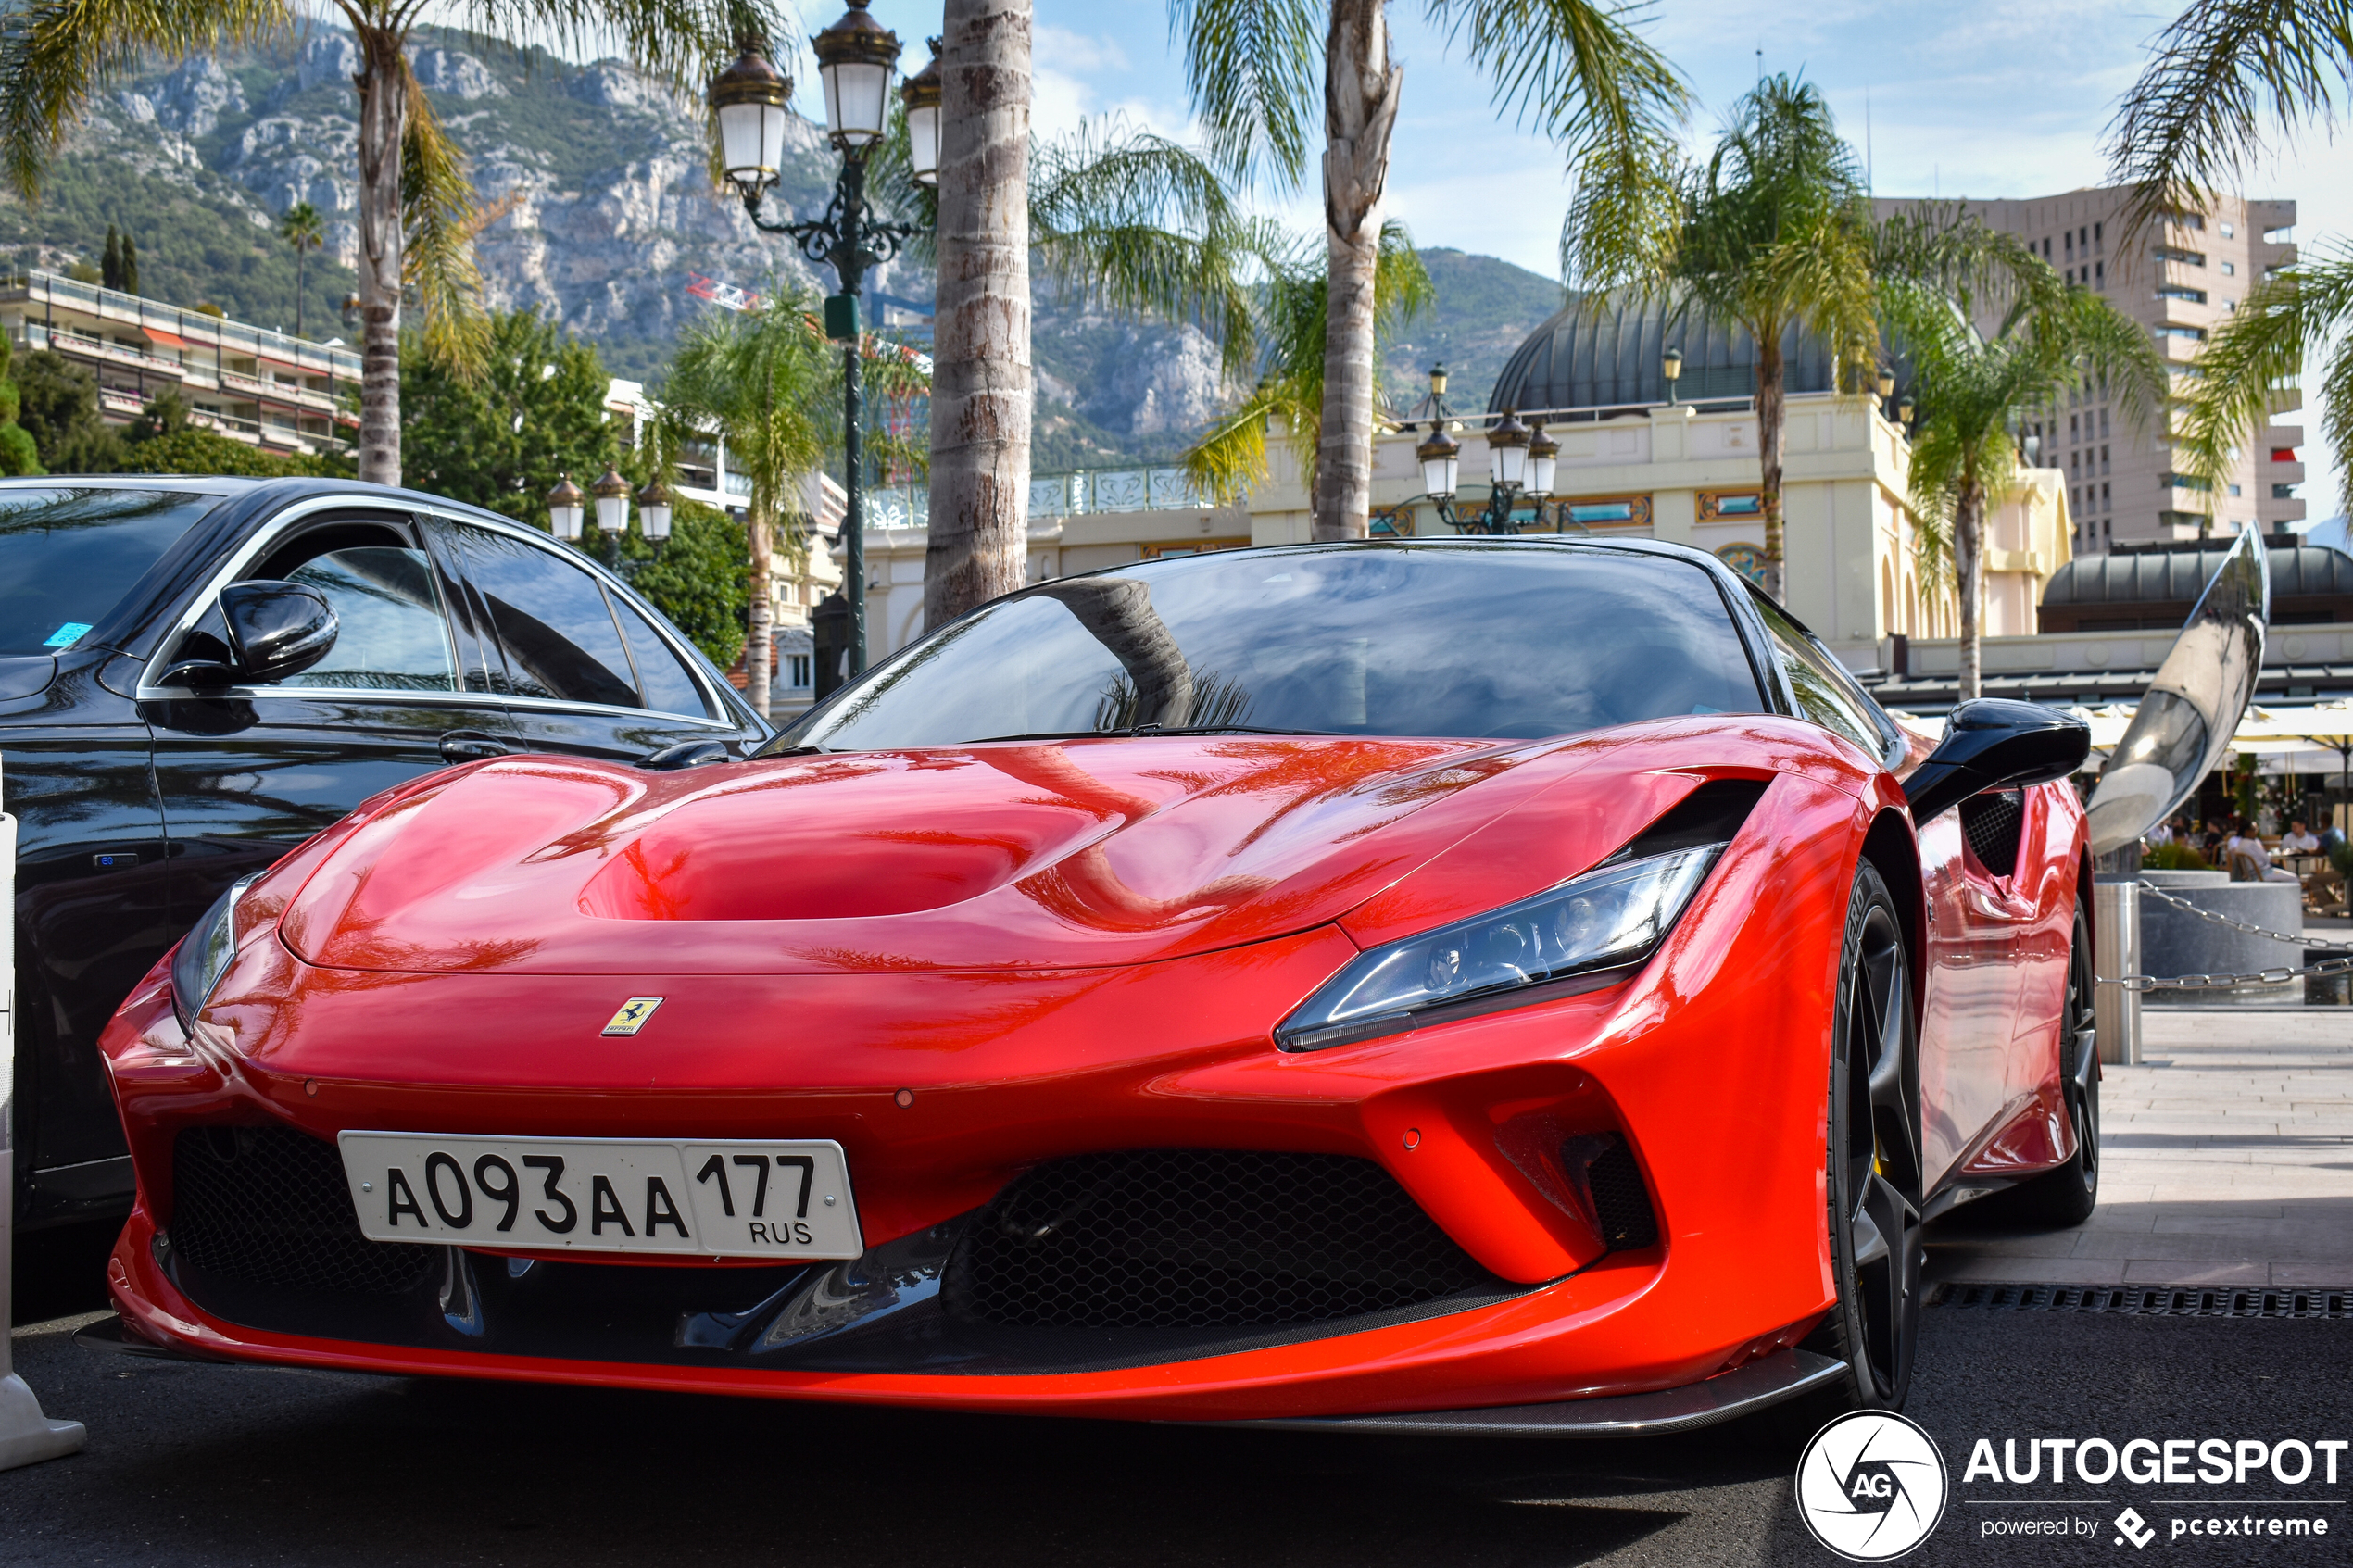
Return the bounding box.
[1796,1411,1950,1561]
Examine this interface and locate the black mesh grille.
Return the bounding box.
[171,1126,435,1296]
[1575,1135,1660,1251]
[944,1149,1491,1330]
[1960,788,2024,876]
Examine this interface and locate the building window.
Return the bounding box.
[2094,220,2103,247]
[2221,220,2235,238]
[786,654,812,688]
[2158,286,2208,303]
[2101,482,2111,511]
[2095,260,2105,285]
[2221,260,2236,275]
[2227,483,2243,496]
[2065,231,2075,257]
[2156,325,2208,342]
[2274,483,2299,499]
[2100,408,2110,438]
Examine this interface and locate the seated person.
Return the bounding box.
[2282,819,2322,855]
[2225,819,2300,884]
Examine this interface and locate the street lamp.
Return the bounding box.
[711,6,921,682]
[636,478,673,544]
[1662,345,1683,404]
[1416,422,1460,500]
[546,473,585,541]
[902,40,942,187]
[592,465,630,535]
[1527,421,1558,502]
[1897,395,1916,433]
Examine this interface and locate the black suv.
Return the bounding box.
[4,478,771,1230]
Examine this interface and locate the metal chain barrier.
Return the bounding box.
[2098,880,2353,993]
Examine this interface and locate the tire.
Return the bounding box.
[1804,860,1925,1411]
[1994,893,2101,1227]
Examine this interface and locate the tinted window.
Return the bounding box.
[778,545,1765,750]
[0,486,220,656]
[275,546,457,691]
[452,524,640,709]
[1753,595,1891,757]
[609,594,711,718]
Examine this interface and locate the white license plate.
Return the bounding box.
[336,1132,863,1261]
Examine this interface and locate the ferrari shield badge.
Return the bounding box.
[601,997,664,1036]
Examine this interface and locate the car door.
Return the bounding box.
[434,517,761,762]
[144,501,522,931]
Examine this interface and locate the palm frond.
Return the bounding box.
[1425,0,1688,160]
[1166,0,1320,189]
[0,0,295,198]
[443,0,766,93]
[2106,0,2351,238]
[2178,246,2353,513]
[401,79,491,377]
[1557,120,1685,291]
[661,280,836,548]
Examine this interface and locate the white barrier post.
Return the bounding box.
[0,759,84,1469]
[2094,880,2143,1067]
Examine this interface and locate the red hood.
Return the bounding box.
[273,724,1769,977]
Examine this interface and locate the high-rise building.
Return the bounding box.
[1876,188,2302,553]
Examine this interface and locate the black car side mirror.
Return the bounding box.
[158,581,340,689]
[1903,699,2090,823]
[641,739,732,771]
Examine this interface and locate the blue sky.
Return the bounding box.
[813,0,2348,517]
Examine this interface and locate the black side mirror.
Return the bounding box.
[1904,698,2090,823]
[158,581,340,689]
[642,739,732,771]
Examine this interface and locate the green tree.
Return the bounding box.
[2108,0,2353,521]
[399,308,621,521]
[1881,253,2165,700]
[278,200,325,339]
[0,332,44,476]
[658,286,835,719]
[116,423,350,478]
[1182,223,1431,514]
[1170,0,1687,543]
[120,232,139,295]
[12,349,125,472]
[0,0,760,489]
[1564,74,1877,603]
[101,223,120,290]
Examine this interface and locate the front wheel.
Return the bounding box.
[1806,861,1925,1411]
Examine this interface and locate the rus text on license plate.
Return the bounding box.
[335,1133,863,1260]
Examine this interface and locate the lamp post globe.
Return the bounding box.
[1526,421,1558,502]
[546,474,585,541]
[1416,424,1461,503]
[591,465,631,536]
[1875,368,1896,399]
[813,0,901,151]
[1661,345,1683,404]
[709,40,791,199]
[1485,408,1530,490]
[902,40,942,187]
[636,479,673,544]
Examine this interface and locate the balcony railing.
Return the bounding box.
[1028,467,1210,519]
[0,270,360,381]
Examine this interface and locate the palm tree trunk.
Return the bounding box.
[353,28,405,487]
[295,245,306,340]
[1755,327,1786,603]
[1312,0,1401,544]
[1956,477,1984,702]
[746,501,774,719]
[925,0,1033,628]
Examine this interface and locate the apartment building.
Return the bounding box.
[0,269,356,457]
[1877,188,2303,553]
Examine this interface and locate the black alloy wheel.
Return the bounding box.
[1808,861,1925,1411]
[1997,895,2101,1227]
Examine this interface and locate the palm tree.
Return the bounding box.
[2110,0,2353,521]
[1181,223,1431,516]
[278,199,324,339]
[1170,0,1687,544]
[659,286,837,720]
[0,0,757,488]
[1564,74,1877,604]
[1881,261,2166,701]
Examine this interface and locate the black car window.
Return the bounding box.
[1751,593,1895,759]
[449,523,641,709]
[271,546,458,692]
[776,544,1766,750]
[0,486,221,657]
[608,593,712,719]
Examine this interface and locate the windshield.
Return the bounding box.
[774,544,1767,751]
[0,487,222,657]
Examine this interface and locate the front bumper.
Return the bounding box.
[95,773,1867,1423]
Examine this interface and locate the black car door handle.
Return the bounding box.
[440,730,513,764]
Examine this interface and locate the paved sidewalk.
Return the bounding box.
[1926,1008,2353,1287]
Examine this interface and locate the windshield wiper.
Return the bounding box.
[966,724,1348,744]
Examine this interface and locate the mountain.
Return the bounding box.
[0,35,1565,469]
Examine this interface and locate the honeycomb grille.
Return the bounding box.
[1960,788,2024,877]
[945,1149,1491,1330]
[171,1126,435,1296]
[1580,1136,1660,1251]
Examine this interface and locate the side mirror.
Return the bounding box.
[641,739,731,771]
[157,581,340,690]
[1903,698,2090,823]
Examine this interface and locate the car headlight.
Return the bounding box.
[170,873,262,1030]
[1276,847,1724,1052]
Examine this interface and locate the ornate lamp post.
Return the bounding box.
[1399,365,1554,534]
[710,5,922,679]
[547,469,670,578]
[1662,345,1683,405]
[546,473,585,542]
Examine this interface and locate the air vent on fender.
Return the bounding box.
[1959,788,2024,877]
[1599,777,1770,867]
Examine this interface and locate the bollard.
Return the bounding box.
[0,764,84,1470]
[2093,879,2142,1067]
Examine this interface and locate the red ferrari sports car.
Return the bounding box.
[89,538,2092,1434]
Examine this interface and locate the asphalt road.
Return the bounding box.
[5,1227,2346,1567]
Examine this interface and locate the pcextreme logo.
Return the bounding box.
[1797,1411,1951,1561]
